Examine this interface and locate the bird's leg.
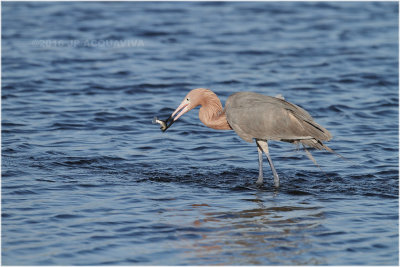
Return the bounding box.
[256,144,263,185]
[256,140,280,188]
[266,151,280,188]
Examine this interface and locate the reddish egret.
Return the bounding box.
[160,88,332,187]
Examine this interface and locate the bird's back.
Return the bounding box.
[225,92,332,148]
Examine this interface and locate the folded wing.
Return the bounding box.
[225,92,332,149]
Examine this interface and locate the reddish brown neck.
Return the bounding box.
[197,90,232,130]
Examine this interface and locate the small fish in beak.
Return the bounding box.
[152,117,167,131]
[152,116,175,132]
[153,95,192,132]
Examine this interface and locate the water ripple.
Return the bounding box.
[2,1,398,265]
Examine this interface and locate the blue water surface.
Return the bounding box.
[2,2,398,265]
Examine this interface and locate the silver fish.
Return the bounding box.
[152,116,168,131]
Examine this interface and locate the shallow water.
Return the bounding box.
[2,2,398,265]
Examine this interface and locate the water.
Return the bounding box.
[2,2,398,265]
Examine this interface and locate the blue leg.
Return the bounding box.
[256,140,279,187]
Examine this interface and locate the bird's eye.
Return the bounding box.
[186,98,190,101]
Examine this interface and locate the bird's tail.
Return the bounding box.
[300,144,333,181]
[299,139,356,166]
[321,143,351,162]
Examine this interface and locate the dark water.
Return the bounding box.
[2,2,398,265]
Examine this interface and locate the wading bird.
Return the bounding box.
[159,88,333,187]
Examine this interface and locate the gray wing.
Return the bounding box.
[225,92,332,144]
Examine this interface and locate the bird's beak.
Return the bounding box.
[163,100,189,131]
[171,101,189,121]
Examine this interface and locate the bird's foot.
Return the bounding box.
[273,174,280,188]
[256,176,263,186]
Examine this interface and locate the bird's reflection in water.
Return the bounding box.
[180,191,325,265]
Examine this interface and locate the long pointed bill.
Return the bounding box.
[171,102,189,121]
[162,100,189,132]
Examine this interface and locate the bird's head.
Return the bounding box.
[162,88,208,131]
